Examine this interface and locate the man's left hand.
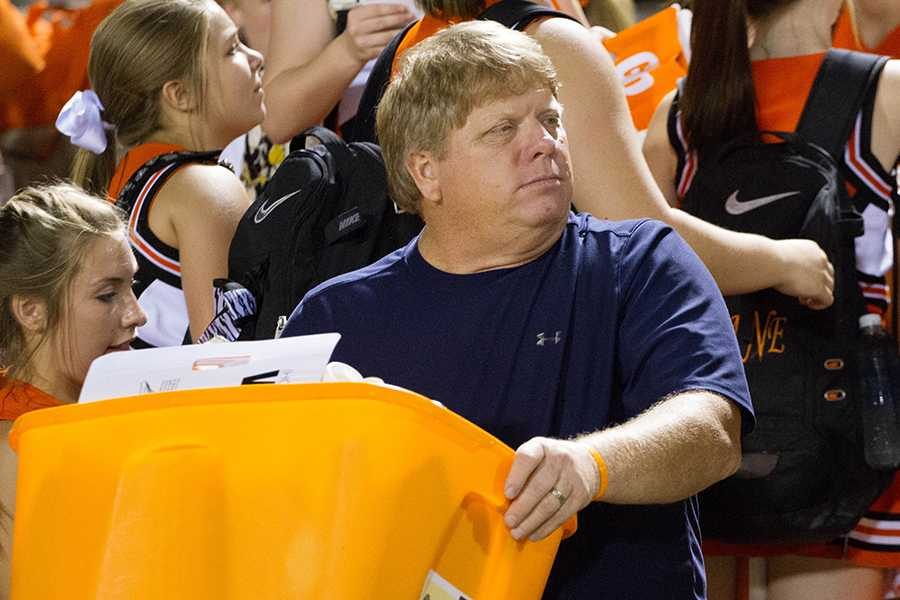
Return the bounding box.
[503,437,599,541]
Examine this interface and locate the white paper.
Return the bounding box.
[79,333,341,403]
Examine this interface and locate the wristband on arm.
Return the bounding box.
[582,444,609,501]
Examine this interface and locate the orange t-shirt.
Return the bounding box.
[0,0,122,130]
[0,0,45,98]
[0,375,60,421]
[391,10,477,76]
[832,5,900,58]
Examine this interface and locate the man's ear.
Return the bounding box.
[406,150,442,207]
[160,79,197,114]
[10,295,48,334]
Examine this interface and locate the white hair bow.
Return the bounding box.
[55,90,113,154]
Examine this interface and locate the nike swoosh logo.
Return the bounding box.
[253,188,303,224]
[724,191,800,215]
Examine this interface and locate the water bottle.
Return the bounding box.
[858,313,900,470]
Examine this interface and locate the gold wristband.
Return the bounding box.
[584,445,608,501]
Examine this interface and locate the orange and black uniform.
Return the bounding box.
[108,143,220,349]
[669,52,900,566]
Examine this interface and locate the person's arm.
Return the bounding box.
[503,391,741,541]
[0,420,16,600]
[872,60,900,173]
[504,219,750,541]
[263,0,413,143]
[527,16,835,306]
[156,164,250,341]
[872,61,899,346]
[642,90,679,207]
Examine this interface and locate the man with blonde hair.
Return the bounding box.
[284,21,753,599]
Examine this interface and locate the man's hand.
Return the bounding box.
[339,3,415,64]
[772,238,834,309]
[503,437,599,542]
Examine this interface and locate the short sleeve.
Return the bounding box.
[283,292,335,339]
[615,220,755,433]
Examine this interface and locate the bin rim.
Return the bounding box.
[9,382,501,453]
[8,381,579,538]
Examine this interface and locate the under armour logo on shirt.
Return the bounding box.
[536,331,562,346]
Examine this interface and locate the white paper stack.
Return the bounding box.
[79,333,340,403]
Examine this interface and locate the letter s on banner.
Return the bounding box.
[617,51,661,97]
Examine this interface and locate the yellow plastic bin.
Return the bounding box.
[9,382,575,599]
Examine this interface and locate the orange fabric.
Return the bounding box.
[391,14,458,77]
[389,0,508,76]
[0,0,122,131]
[0,374,60,421]
[0,0,46,98]
[832,5,900,58]
[751,53,825,133]
[602,6,687,131]
[107,142,185,201]
[391,4,685,132]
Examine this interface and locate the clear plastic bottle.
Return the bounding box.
[858,313,900,470]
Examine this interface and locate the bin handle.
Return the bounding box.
[461,491,577,599]
[461,492,577,538]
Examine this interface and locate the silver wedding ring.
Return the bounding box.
[550,486,567,508]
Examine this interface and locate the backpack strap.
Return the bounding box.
[477,0,574,29]
[795,49,885,236]
[291,125,360,167]
[295,125,342,150]
[345,19,418,144]
[796,49,888,158]
[795,50,886,328]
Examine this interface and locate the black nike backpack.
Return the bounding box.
[675,50,895,543]
[343,0,575,144]
[227,127,423,339]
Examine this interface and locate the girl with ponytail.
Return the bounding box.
[61,0,265,347]
[643,0,900,598]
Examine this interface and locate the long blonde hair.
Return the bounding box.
[0,183,126,383]
[71,0,214,195]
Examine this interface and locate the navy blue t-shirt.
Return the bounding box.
[284,213,753,600]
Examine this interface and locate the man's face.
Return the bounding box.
[429,87,573,236]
